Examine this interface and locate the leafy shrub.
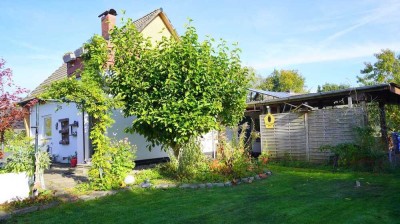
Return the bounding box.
[89,138,136,190]
[320,126,386,171]
[158,123,262,182]
[159,137,208,181]
[3,130,28,151]
[215,123,259,179]
[5,143,35,176]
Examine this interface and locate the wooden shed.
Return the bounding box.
[245,83,400,162]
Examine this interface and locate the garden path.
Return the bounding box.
[44,163,89,201]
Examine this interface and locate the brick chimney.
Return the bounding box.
[98,9,117,40]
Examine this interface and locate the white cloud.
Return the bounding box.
[250,42,400,70]
[322,2,400,45]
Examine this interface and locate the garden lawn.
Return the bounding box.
[7,165,400,224]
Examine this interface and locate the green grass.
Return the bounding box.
[6,165,400,224]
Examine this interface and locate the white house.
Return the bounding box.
[21,8,217,164]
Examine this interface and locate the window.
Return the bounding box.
[44,116,52,138]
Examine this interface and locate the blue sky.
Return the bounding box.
[1,0,399,93]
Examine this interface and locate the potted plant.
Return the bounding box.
[68,152,77,167]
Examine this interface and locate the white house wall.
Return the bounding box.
[108,110,169,160]
[30,102,87,164]
[109,110,219,160]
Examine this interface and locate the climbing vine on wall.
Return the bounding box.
[42,35,126,190]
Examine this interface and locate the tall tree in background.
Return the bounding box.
[260,69,306,93]
[357,49,400,85]
[357,49,400,132]
[0,59,31,151]
[247,67,264,89]
[317,83,351,92]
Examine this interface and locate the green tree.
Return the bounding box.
[43,36,130,190]
[261,69,306,93]
[357,49,400,85]
[317,83,351,92]
[108,19,250,156]
[357,49,400,132]
[247,67,264,89]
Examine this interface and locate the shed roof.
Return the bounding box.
[247,83,400,108]
[248,88,294,98]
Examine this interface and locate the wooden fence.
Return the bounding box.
[260,107,366,163]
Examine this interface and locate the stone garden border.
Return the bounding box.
[139,171,273,189]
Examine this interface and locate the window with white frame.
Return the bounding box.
[43,116,52,138]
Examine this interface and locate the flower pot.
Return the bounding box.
[70,157,77,167]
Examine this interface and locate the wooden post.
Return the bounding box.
[361,101,368,126]
[304,112,310,162]
[379,102,389,149]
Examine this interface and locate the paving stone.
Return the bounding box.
[78,195,92,201]
[206,183,213,188]
[198,184,206,188]
[140,182,152,188]
[259,173,268,179]
[12,206,39,215]
[39,201,60,210]
[213,183,225,187]
[189,184,198,189]
[179,184,191,189]
[168,184,177,188]
[155,184,169,189]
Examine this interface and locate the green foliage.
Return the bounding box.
[247,67,264,89]
[258,150,270,168]
[317,83,351,92]
[356,49,400,132]
[158,138,211,182]
[3,130,27,150]
[5,141,35,176]
[35,150,51,172]
[213,123,260,179]
[320,127,386,171]
[43,35,130,190]
[89,138,136,190]
[108,19,250,155]
[135,168,165,185]
[260,69,306,93]
[3,130,31,152]
[357,49,400,85]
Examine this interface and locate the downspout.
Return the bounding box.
[82,106,86,163]
[212,130,216,159]
[34,103,39,153]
